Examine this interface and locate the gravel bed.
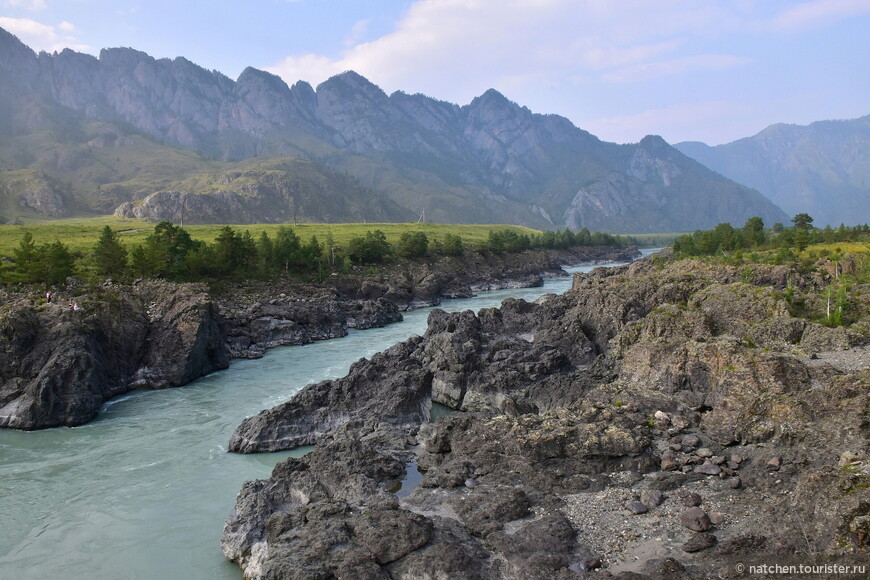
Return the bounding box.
[802,344,870,371]
[556,471,771,574]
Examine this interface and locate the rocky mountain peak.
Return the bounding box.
[0,27,34,59]
[286,80,318,119]
[638,134,673,155]
[237,67,290,93]
[0,27,789,231]
[0,28,38,89]
[317,70,389,105]
[465,88,526,123]
[98,45,155,69]
[290,80,316,101]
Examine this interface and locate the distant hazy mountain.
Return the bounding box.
[676,116,870,227]
[0,27,787,231]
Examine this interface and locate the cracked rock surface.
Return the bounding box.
[222,256,870,579]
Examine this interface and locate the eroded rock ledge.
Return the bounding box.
[223,256,870,579]
[0,280,227,429]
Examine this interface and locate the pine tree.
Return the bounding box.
[93,225,128,278]
[40,240,75,285]
[13,232,39,281]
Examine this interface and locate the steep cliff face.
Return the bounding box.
[565,136,787,233]
[0,27,787,231]
[0,282,228,429]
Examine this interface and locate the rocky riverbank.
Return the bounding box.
[222,254,870,579]
[221,246,640,359]
[0,246,637,429]
[0,280,228,429]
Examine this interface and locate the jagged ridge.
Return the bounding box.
[0,27,786,231]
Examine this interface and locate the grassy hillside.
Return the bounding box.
[0,120,412,223]
[0,122,217,213]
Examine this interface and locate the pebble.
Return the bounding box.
[671,416,690,430]
[694,463,722,476]
[626,501,649,514]
[682,532,717,552]
[680,507,712,532]
[640,490,666,508]
[696,447,713,458]
[653,410,671,429]
[682,492,703,507]
[569,558,602,573]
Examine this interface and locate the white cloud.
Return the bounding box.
[0,16,89,53]
[257,0,868,143]
[768,0,870,31]
[344,19,371,48]
[265,0,753,99]
[267,53,346,87]
[602,54,753,83]
[2,0,47,11]
[581,101,757,145]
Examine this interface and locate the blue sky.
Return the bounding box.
[1,0,868,145]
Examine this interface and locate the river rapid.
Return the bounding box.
[0,257,646,579]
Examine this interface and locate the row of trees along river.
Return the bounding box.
[1,223,634,286]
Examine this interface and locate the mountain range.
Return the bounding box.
[0,27,796,232]
[676,116,870,228]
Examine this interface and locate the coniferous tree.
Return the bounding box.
[39,240,75,285]
[792,213,814,230]
[274,226,302,272]
[742,217,765,247]
[348,230,390,264]
[13,232,39,281]
[130,222,197,279]
[441,234,464,256]
[396,232,429,258]
[93,225,128,278]
[257,231,274,274]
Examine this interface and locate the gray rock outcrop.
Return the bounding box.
[0,281,227,429]
[222,254,870,578]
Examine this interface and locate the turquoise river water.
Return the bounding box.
[0,256,647,579]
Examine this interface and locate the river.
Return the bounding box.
[0,255,648,579]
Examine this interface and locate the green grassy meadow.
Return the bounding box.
[0,217,547,257]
